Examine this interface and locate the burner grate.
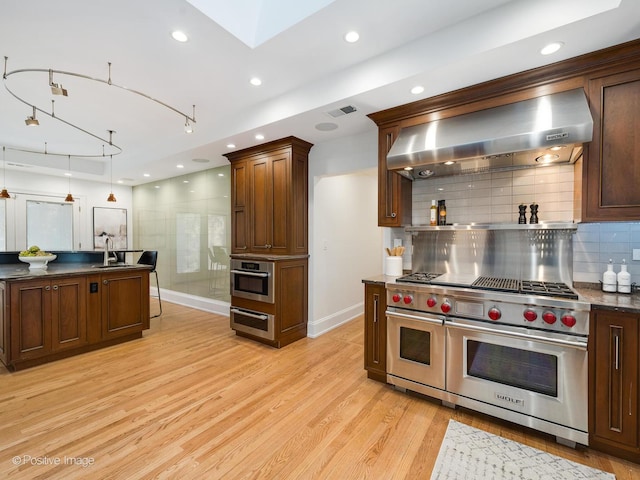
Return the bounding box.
[396,272,443,284]
[472,276,520,293]
[520,280,578,300]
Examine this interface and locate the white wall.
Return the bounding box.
[3,168,133,251]
[308,129,382,336]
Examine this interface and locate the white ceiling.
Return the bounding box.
[1,0,639,186]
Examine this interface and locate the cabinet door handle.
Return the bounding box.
[52,285,58,290]
[630,382,633,416]
[45,285,51,291]
[614,334,620,370]
[373,294,379,323]
[103,280,109,285]
[391,212,396,218]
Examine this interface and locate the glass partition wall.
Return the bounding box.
[132,165,231,303]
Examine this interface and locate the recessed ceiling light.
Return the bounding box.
[143,173,150,177]
[226,143,236,149]
[64,172,72,177]
[171,31,188,42]
[249,77,262,86]
[255,134,264,140]
[117,180,124,184]
[540,41,564,55]
[177,164,184,169]
[411,86,424,95]
[344,31,359,43]
[154,185,160,189]
[183,180,189,184]
[218,173,225,177]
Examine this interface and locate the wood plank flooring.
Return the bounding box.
[1,302,638,479]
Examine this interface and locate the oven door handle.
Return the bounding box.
[446,321,587,350]
[385,310,444,326]
[230,308,269,320]
[230,269,269,278]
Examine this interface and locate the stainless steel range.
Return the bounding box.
[386,270,590,447]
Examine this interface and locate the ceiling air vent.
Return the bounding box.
[327,105,357,118]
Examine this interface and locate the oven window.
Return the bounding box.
[236,274,269,296]
[466,340,557,397]
[399,327,431,365]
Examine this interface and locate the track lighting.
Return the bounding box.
[184,118,193,134]
[1,146,10,199]
[65,155,74,202]
[25,106,39,126]
[49,69,68,96]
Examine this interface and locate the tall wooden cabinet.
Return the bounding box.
[226,136,312,255]
[376,126,412,227]
[363,281,387,382]
[589,308,639,462]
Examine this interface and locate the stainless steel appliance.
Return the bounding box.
[230,306,275,341]
[386,272,590,446]
[230,259,274,303]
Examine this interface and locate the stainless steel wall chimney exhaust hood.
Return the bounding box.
[387,88,593,180]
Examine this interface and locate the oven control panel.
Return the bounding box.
[387,286,589,336]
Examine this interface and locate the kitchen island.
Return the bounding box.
[0,257,151,371]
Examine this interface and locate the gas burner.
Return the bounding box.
[520,280,578,300]
[396,272,443,284]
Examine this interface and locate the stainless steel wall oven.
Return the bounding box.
[230,259,274,303]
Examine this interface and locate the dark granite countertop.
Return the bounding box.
[0,262,151,281]
[574,283,640,313]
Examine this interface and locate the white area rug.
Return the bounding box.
[431,420,615,480]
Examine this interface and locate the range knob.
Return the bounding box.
[426,297,437,308]
[403,295,413,305]
[392,293,402,303]
[561,314,577,328]
[523,309,538,322]
[542,311,557,325]
[488,307,501,321]
[441,300,452,313]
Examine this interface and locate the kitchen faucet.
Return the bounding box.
[103,236,116,266]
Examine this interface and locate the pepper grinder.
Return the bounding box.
[518,204,527,224]
[529,203,539,224]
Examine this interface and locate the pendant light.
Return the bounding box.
[0,146,10,199]
[107,154,116,202]
[65,155,74,202]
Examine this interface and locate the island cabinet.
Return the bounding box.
[589,307,639,462]
[225,136,313,255]
[364,281,387,382]
[1,267,150,371]
[583,66,640,221]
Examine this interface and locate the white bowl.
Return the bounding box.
[18,254,57,269]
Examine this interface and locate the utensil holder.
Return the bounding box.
[385,256,403,276]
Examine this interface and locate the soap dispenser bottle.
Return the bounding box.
[617,259,631,293]
[602,259,617,292]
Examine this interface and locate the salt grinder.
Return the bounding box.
[518,204,527,224]
[529,203,539,224]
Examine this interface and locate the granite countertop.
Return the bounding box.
[0,262,151,281]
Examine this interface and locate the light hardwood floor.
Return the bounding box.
[1,302,638,479]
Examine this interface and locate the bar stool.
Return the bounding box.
[138,251,162,317]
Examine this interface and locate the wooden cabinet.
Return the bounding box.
[376,126,412,227]
[226,137,312,255]
[8,276,87,362]
[583,67,640,221]
[364,281,387,382]
[100,270,150,340]
[589,308,639,462]
[2,267,150,371]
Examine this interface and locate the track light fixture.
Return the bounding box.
[3,56,196,158]
[65,155,74,202]
[25,106,39,126]
[107,154,116,202]
[49,69,68,96]
[0,146,10,199]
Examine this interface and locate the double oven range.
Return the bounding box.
[386,272,590,446]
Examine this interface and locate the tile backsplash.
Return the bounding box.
[412,165,574,225]
[405,165,640,286]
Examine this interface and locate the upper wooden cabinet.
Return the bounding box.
[377,126,412,227]
[225,137,313,255]
[583,67,640,221]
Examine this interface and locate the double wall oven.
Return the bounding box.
[386,272,590,446]
[230,259,275,340]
